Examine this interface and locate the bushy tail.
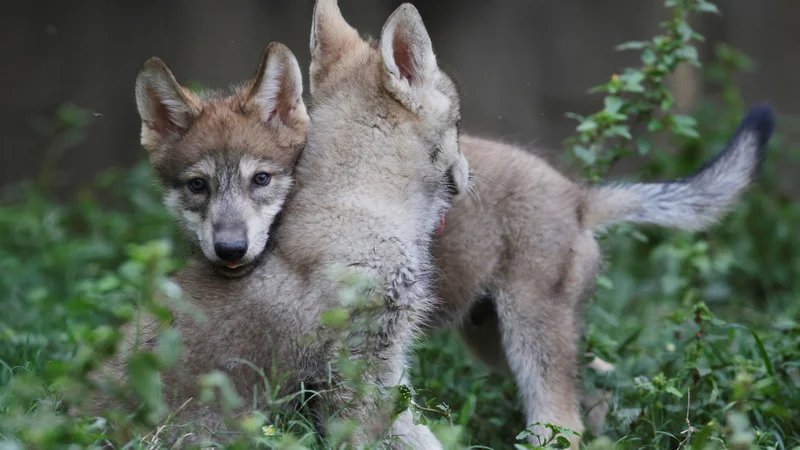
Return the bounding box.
[582,103,776,231]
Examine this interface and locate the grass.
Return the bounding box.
[1,100,798,450]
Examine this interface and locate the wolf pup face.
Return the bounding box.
[134,43,309,277]
[309,0,470,238]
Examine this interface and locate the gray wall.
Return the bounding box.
[2,1,797,192]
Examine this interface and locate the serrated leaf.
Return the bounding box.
[642,48,657,65]
[393,385,412,417]
[676,21,694,41]
[552,436,572,449]
[671,114,700,138]
[615,41,649,51]
[672,114,697,127]
[620,71,646,93]
[603,96,624,115]
[648,120,664,132]
[573,146,596,165]
[606,125,632,140]
[614,407,642,428]
[665,386,684,398]
[631,229,649,242]
[697,2,720,14]
[596,275,613,290]
[637,137,651,155]
[516,428,533,441]
[576,120,598,133]
[676,46,699,63]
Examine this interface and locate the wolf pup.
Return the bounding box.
[429,104,775,446]
[303,1,773,446]
[94,2,469,448]
[88,39,308,432]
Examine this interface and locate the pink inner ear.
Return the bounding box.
[392,33,414,82]
[269,71,294,126]
[148,88,184,135]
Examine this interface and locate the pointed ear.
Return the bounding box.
[134,58,201,151]
[379,3,439,113]
[309,0,361,93]
[243,42,309,133]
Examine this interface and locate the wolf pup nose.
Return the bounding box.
[213,232,248,264]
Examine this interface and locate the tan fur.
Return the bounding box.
[428,101,773,447]
[430,137,593,446]
[307,5,599,442]
[86,4,773,449]
[305,5,771,448]
[88,2,471,448]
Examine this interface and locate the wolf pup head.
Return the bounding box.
[134,42,309,277]
[306,0,470,241]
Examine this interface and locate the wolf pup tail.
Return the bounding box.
[581,103,775,231]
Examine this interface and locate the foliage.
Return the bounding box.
[1,0,798,449]
[565,0,717,180]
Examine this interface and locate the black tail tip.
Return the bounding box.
[739,102,776,148]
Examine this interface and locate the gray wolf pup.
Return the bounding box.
[304,0,776,446]
[430,104,775,446]
[91,1,469,447]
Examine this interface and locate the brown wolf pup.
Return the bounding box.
[91,1,470,446]
[88,40,309,441]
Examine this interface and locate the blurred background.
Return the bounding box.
[2,0,798,193]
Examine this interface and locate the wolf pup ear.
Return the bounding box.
[309,0,361,94]
[134,58,201,151]
[379,3,439,114]
[244,42,309,135]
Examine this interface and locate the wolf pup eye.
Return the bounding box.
[188,178,206,193]
[252,172,272,187]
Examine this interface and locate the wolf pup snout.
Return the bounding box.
[213,226,248,264]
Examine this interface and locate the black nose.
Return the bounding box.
[214,240,248,262]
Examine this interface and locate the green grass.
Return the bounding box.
[1,99,798,449]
